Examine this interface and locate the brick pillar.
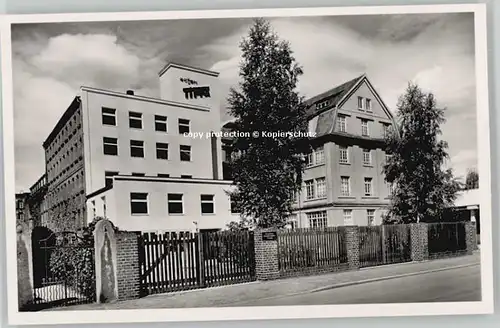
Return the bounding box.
[345,226,360,270]
[94,219,141,303]
[116,231,141,300]
[254,228,280,280]
[465,221,477,254]
[410,223,429,261]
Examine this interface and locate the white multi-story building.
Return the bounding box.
[42,62,240,233]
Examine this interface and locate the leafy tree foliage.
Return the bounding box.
[464,168,479,190]
[227,18,309,228]
[383,83,462,224]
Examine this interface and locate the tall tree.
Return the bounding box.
[383,83,462,224]
[464,168,479,190]
[227,18,309,228]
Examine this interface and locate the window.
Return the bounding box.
[367,209,375,226]
[387,182,394,196]
[230,196,240,214]
[385,153,392,163]
[364,178,373,196]
[181,175,192,178]
[156,142,169,160]
[180,145,191,161]
[363,149,372,165]
[201,194,215,214]
[155,115,167,132]
[91,200,96,219]
[382,123,391,138]
[158,173,170,178]
[341,176,350,196]
[305,147,325,167]
[129,112,142,129]
[338,115,347,133]
[357,96,364,110]
[339,146,349,164]
[102,107,116,126]
[178,118,190,134]
[305,180,315,200]
[132,173,145,177]
[130,192,148,215]
[365,98,372,111]
[307,211,327,228]
[316,177,326,198]
[130,140,144,158]
[314,146,325,165]
[168,193,183,214]
[316,100,330,110]
[361,119,369,136]
[288,214,298,229]
[105,171,119,187]
[343,209,353,225]
[103,137,118,156]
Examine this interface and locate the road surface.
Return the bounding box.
[237,263,481,306]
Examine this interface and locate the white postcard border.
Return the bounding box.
[0,3,494,325]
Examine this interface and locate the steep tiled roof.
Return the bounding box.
[304,74,365,118]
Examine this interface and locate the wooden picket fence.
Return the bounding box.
[139,230,256,296]
[427,222,467,258]
[277,227,348,275]
[358,225,412,268]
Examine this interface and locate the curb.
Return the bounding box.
[230,261,480,305]
[308,262,480,294]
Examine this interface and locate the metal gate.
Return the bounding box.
[30,228,96,311]
[139,230,256,296]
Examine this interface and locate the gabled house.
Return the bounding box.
[290,74,398,228]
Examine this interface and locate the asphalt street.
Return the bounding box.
[237,263,481,306]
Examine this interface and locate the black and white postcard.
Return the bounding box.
[0,4,494,325]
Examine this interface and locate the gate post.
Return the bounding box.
[16,223,33,310]
[345,226,360,270]
[94,219,141,303]
[254,228,280,280]
[464,221,476,254]
[410,223,429,262]
[197,232,206,288]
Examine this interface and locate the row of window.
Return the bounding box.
[337,115,391,137]
[102,137,192,161]
[341,176,376,197]
[102,107,191,134]
[129,193,217,215]
[298,176,392,200]
[46,109,82,157]
[305,146,391,168]
[290,209,377,229]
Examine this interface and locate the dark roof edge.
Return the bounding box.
[43,96,81,149]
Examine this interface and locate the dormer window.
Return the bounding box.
[316,100,330,110]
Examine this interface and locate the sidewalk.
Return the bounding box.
[50,253,480,311]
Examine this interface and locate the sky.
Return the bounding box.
[11,12,478,192]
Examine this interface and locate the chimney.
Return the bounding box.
[126,90,135,95]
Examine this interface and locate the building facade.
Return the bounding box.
[222,74,397,228]
[41,62,237,233]
[27,174,49,227]
[15,192,31,227]
[291,74,396,228]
